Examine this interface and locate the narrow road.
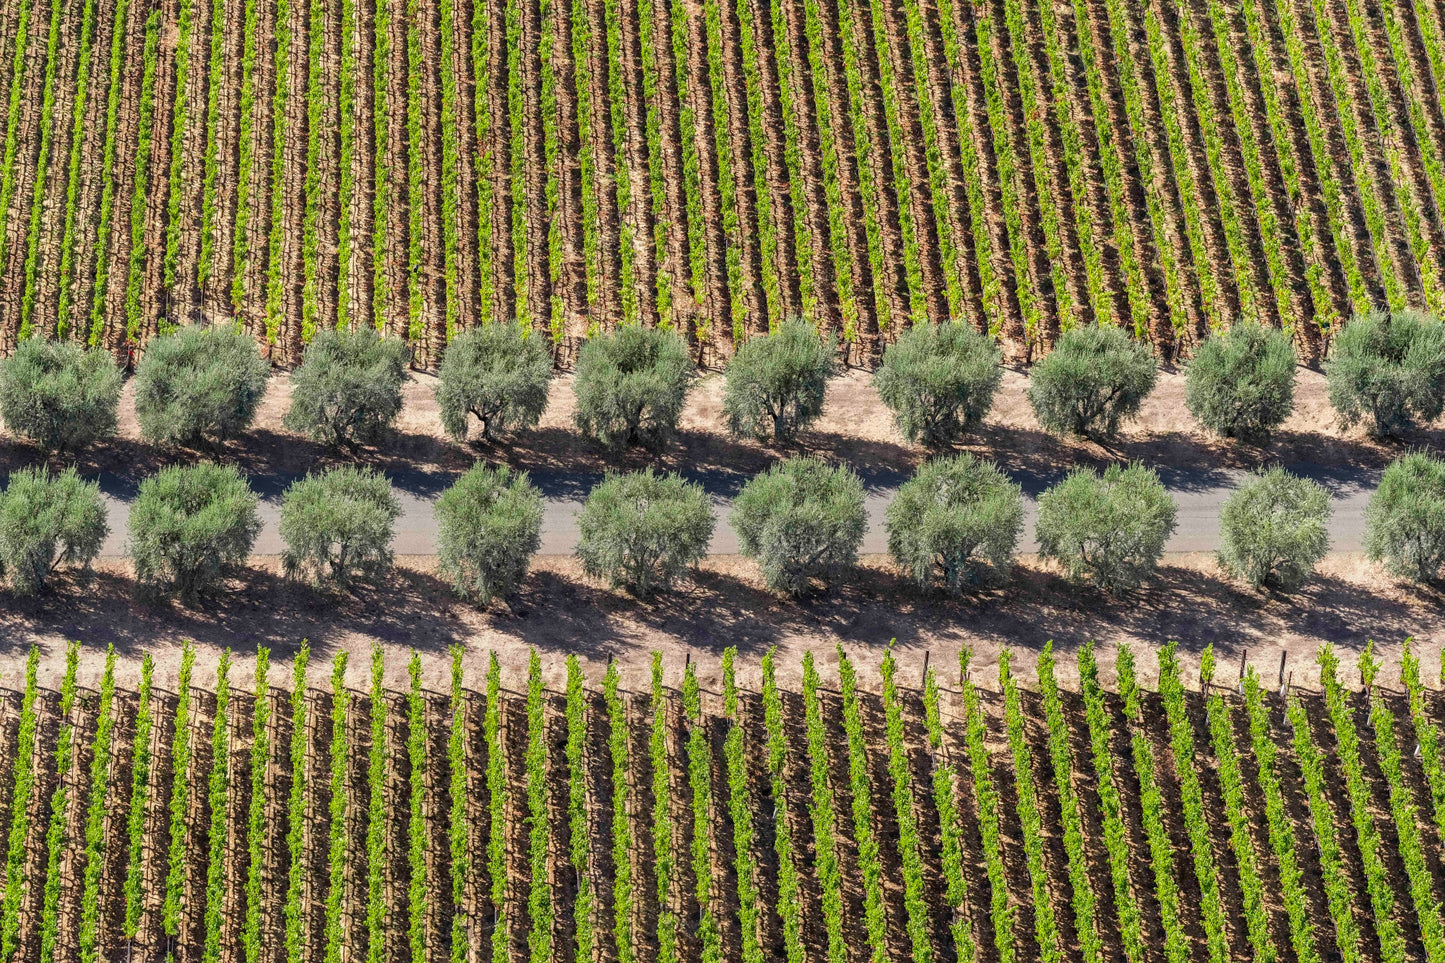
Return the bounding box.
[94,460,1379,556]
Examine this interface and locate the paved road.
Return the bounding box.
[95,459,1379,557]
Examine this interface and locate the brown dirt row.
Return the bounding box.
[1253,690,1353,963]
[136,0,180,344]
[1052,686,1133,963]
[102,691,143,958]
[274,0,311,365]
[1089,687,1167,963]
[236,0,279,342]
[1351,691,1436,963]
[0,692,18,855]
[666,690,700,963]
[170,0,213,328]
[582,692,615,963]
[377,0,408,341]
[24,0,83,342]
[332,689,371,963]
[56,0,117,340]
[0,0,54,350]
[377,692,413,963]
[217,694,254,963]
[500,688,529,963]
[773,686,828,963]
[736,690,783,958]
[815,689,874,963]
[12,693,60,962]
[310,0,342,336]
[1217,690,1306,963]
[205,0,247,314]
[1296,693,1390,963]
[933,689,1005,963]
[1015,686,1094,963]
[621,692,658,963]
[415,0,445,366]
[1392,695,1445,891]
[543,696,574,963]
[703,710,741,963]
[172,689,217,963]
[1014,686,1085,963]
[985,701,1049,963]
[290,690,331,963]
[256,688,293,963]
[856,689,924,961]
[0,0,20,123]
[94,0,147,355]
[344,0,377,331]
[51,693,98,963]
[899,687,959,961]
[450,691,490,959]
[419,692,453,963]
[1133,696,1211,962]
[1176,692,1256,960]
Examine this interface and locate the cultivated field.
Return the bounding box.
[0,640,1442,963]
[4,0,1445,365]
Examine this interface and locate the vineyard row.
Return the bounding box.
[0,638,1442,963]
[4,0,1445,367]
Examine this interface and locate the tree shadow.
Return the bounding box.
[0,554,1434,672]
[489,568,631,658]
[0,565,470,658]
[952,561,1431,654]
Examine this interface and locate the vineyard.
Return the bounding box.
[4,0,1445,367]
[0,638,1442,963]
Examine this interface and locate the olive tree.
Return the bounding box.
[284,327,411,448]
[436,322,553,442]
[0,338,122,456]
[575,469,715,597]
[885,454,1023,593]
[128,462,261,600]
[723,319,834,442]
[1365,452,1445,583]
[874,323,1002,449]
[134,326,271,447]
[434,464,544,605]
[279,466,401,588]
[731,457,866,595]
[1027,324,1157,438]
[0,467,108,595]
[1035,462,1177,593]
[574,326,692,450]
[1217,466,1330,591]
[1185,323,1296,442]
[1326,309,1445,436]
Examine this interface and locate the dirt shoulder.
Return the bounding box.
[0,550,1435,702]
[3,364,1438,488]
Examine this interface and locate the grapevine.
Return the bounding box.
[324,651,351,963]
[526,650,553,963]
[202,650,234,963]
[37,641,80,963]
[163,642,198,942]
[243,647,273,963]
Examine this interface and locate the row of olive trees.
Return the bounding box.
[3,451,1440,603]
[3,310,1441,459]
